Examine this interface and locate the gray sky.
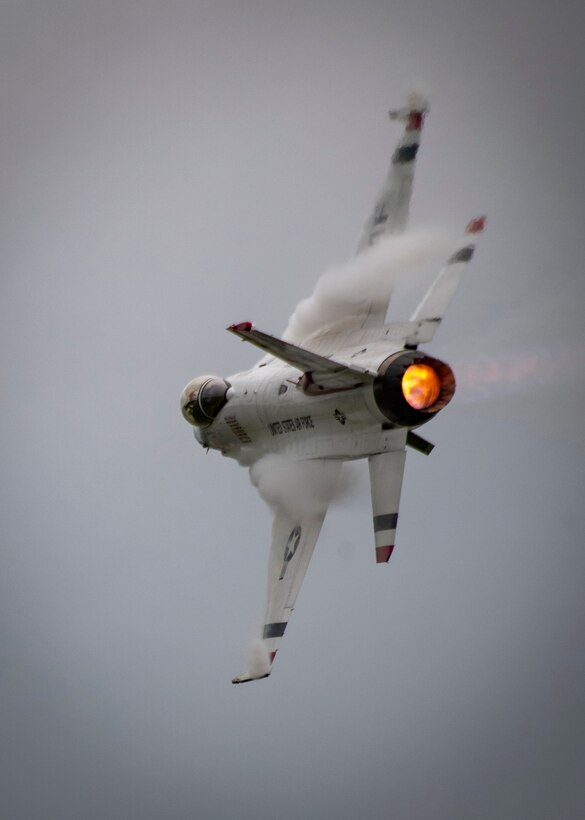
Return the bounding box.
[2,1,584,818]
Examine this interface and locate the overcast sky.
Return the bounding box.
[2,1,584,818]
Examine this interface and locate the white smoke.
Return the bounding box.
[249,454,348,521]
[246,639,271,678]
[283,229,453,344]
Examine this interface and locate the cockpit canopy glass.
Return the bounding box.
[180,375,230,426]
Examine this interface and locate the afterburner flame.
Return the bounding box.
[401,364,441,410]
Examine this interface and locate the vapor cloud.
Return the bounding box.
[249,454,348,520]
[283,229,453,343]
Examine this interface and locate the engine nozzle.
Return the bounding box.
[373,351,455,427]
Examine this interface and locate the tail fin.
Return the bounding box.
[407,216,486,345]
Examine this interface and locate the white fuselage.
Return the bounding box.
[195,356,407,465]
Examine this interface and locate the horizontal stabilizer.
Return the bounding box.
[227,322,375,389]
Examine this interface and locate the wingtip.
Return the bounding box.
[227,321,254,333]
[231,645,276,683]
[405,85,430,112]
[231,670,272,685]
[465,216,486,234]
[375,545,395,563]
[388,87,429,127]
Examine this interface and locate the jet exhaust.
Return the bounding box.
[373,350,456,427]
[402,363,441,409]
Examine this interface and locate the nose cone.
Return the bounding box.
[180,375,230,426]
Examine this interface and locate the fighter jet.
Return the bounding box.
[180,95,484,683]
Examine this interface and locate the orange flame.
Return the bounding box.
[401,364,441,410]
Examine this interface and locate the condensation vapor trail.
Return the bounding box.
[283,229,454,344]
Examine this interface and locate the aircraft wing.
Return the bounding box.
[232,503,327,683]
[352,92,428,329]
[356,96,427,254]
[227,322,375,389]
